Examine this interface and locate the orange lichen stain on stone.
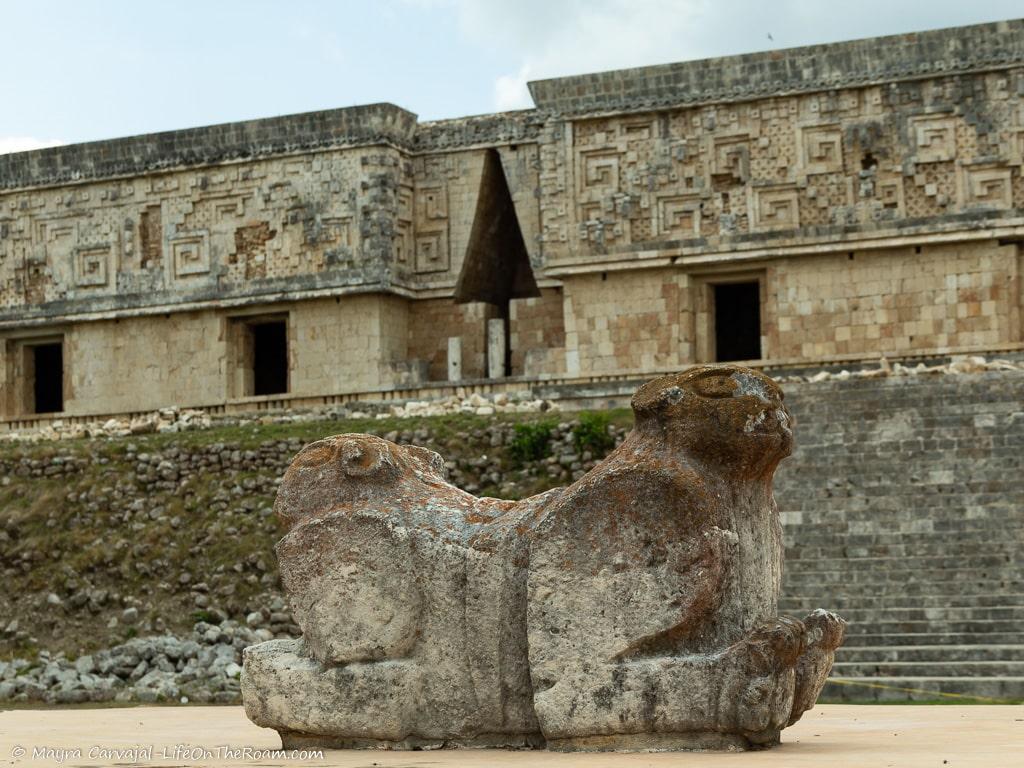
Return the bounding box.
[464,511,496,524]
[297,445,337,466]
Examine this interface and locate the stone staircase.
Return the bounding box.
[775,371,1024,702]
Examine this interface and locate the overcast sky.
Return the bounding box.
[1,0,1021,154]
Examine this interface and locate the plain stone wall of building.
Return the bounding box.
[510,288,567,377]
[67,311,227,414]
[289,295,408,399]
[407,299,498,381]
[769,241,1022,360]
[562,268,690,377]
[0,310,227,416]
[558,239,1021,377]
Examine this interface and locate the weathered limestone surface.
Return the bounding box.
[242,365,845,751]
[244,433,555,748]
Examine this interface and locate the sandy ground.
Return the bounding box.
[0,705,1021,767]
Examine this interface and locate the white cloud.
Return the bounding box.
[0,137,65,155]
[459,0,707,110]
[494,64,533,112]
[444,0,1023,111]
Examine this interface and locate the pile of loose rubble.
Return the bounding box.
[0,391,559,444]
[776,354,1023,383]
[0,617,289,705]
[387,391,556,418]
[778,354,1019,385]
[1,406,214,444]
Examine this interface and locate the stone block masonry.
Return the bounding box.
[776,370,1024,701]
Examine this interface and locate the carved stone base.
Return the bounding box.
[546,731,780,753]
[280,732,546,751]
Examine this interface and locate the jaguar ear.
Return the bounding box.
[403,444,448,481]
[338,438,389,477]
[631,375,692,420]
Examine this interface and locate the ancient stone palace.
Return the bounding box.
[2,19,1023,422]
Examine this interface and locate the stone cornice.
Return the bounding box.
[0,104,418,192]
[528,19,1024,117]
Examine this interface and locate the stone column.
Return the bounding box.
[487,319,506,379]
[447,337,462,381]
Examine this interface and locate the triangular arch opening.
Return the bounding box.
[455,149,539,305]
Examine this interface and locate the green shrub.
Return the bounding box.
[509,421,555,463]
[573,412,615,456]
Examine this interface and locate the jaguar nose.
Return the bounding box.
[775,408,792,435]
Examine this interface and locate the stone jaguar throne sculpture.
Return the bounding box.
[242,364,845,751]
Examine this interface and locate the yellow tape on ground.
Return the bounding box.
[829,678,1015,704]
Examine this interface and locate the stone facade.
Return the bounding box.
[2,20,1024,421]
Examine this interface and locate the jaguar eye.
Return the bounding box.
[690,372,737,399]
[293,441,338,468]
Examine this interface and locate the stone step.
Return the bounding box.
[788,443,1024,455]
[784,530,1024,546]
[783,494,1024,505]
[783,516,1024,529]
[781,605,1024,622]
[785,554,1016,572]
[784,542,1022,560]
[821,676,1024,703]
[787,442,1019,451]
[782,585,1023,601]
[782,573,1015,589]
[833,661,1024,677]
[782,570,1022,588]
[780,593,1024,609]
[786,517,1024,529]
[784,535,1024,551]
[783,595,1024,609]
[781,465,1024,478]
[843,632,1024,647]
[783,586,1024,601]
[837,644,1024,663]
[782,528,1024,544]
[795,491,1024,500]
[843,619,1023,636]
[783,535,1024,550]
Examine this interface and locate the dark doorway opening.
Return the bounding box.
[33,343,64,413]
[252,321,288,396]
[714,282,762,362]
